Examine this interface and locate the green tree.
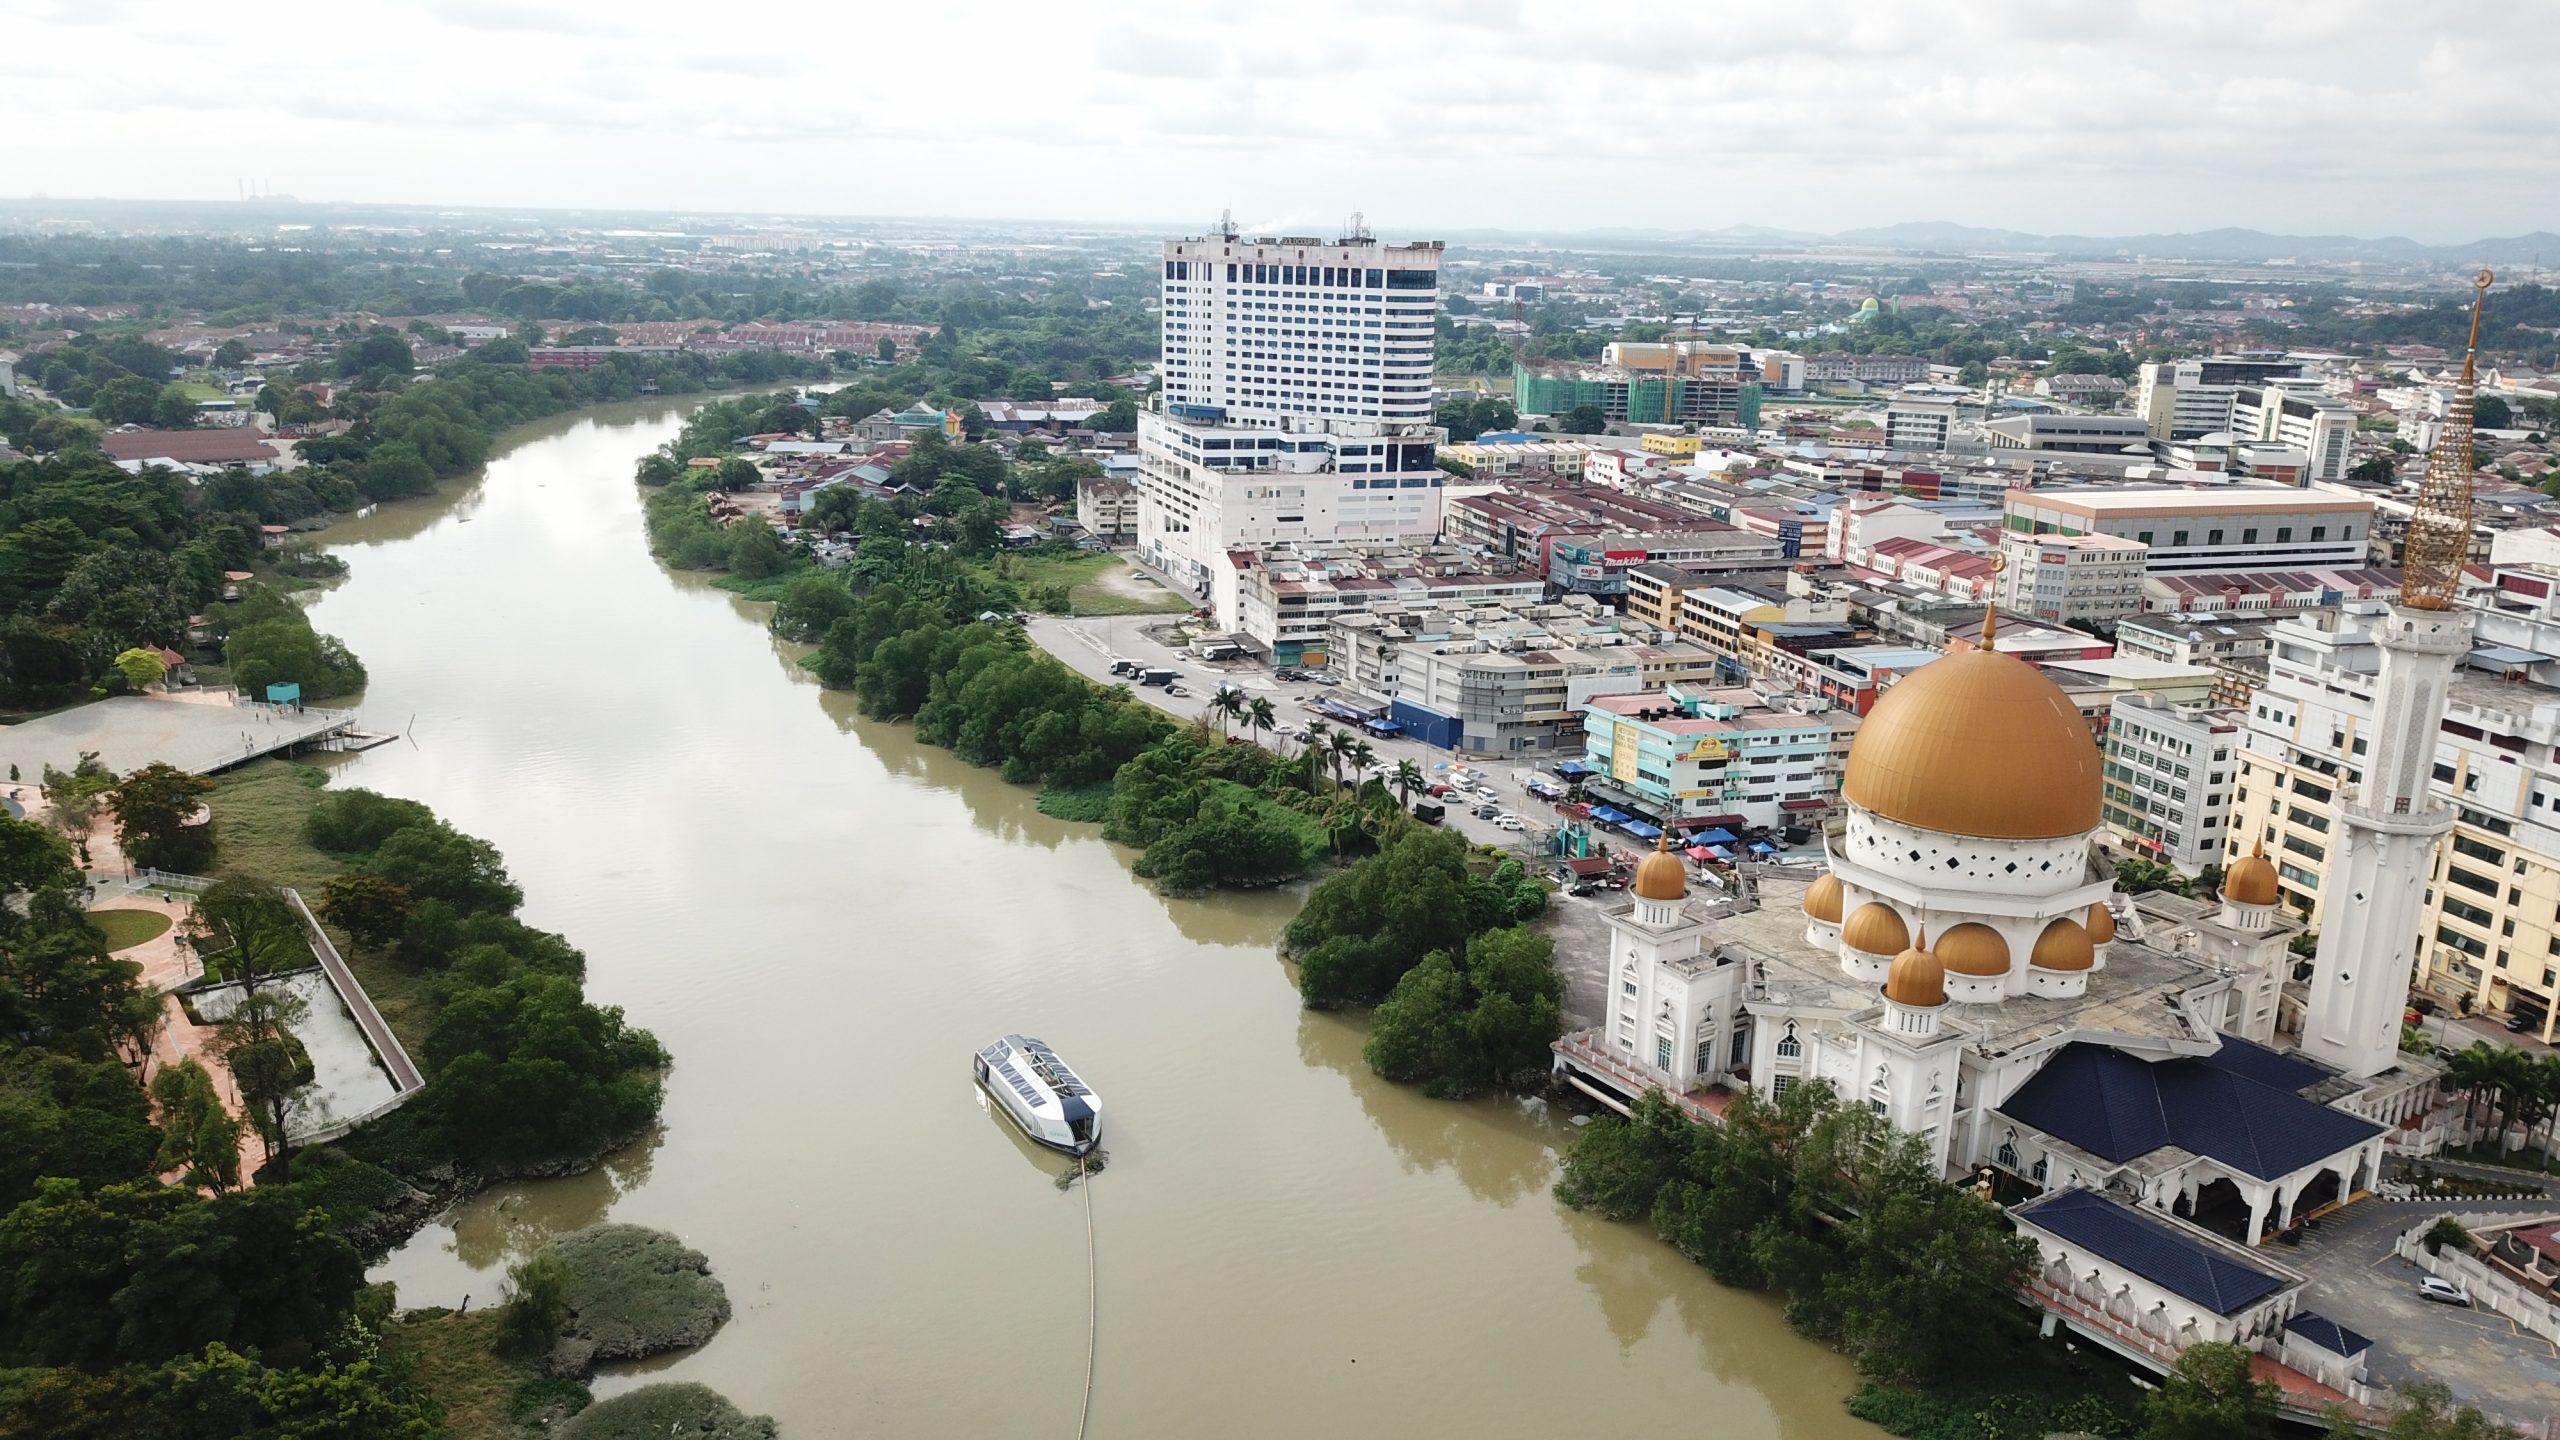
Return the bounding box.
[1244,695,1277,751]
[1558,403,1608,435]
[727,522,791,579]
[212,340,252,367]
[1288,829,1477,1007]
[2144,1341,2280,1440]
[185,875,306,1013]
[318,872,416,953]
[148,1060,242,1193]
[1362,925,1564,1097]
[2475,395,2513,431]
[498,1249,573,1356]
[877,335,898,363]
[105,762,216,872]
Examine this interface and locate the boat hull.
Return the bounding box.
[975,1052,1101,1157]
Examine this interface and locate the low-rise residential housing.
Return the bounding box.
[1075,477,1138,539]
[1440,438,1591,477]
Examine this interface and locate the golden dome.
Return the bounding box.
[1841,643,2101,840]
[1633,835,1687,902]
[2223,839,2280,906]
[1801,873,1845,923]
[2085,901,2117,944]
[1885,928,1946,1007]
[1934,922,2010,977]
[1841,901,1909,956]
[2031,917,2094,972]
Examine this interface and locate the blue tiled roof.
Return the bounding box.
[2018,1189,2290,1316]
[2284,1312,2374,1357]
[1995,1039,2383,1181]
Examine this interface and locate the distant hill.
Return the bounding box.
[1780,222,2560,266]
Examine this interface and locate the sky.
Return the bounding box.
[2,0,2551,242]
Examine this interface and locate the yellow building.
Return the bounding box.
[2228,609,2560,1037]
[1640,433,1704,457]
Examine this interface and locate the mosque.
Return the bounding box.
[1555,602,2449,1252]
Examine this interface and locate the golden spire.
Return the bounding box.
[2402,269,2494,611]
[1974,552,2008,651]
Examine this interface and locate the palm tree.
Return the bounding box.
[1209,687,1245,739]
[1391,759,1426,809]
[1325,729,1362,790]
[2446,1043,2500,1132]
[1347,738,1378,784]
[1245,696,1278,752]
[1304,721,1335,788]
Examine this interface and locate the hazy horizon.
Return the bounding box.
[4,0,2552,244]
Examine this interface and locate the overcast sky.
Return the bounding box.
[3,0,2548,242]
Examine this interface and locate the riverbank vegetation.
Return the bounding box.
[1553,1082,2114,1421]
[0,759,676,1435]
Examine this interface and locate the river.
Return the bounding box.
[311,399,1871,1439]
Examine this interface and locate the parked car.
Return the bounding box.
[1494,815,1526,831]
[2507,1014,2537,1034]
[1472,804,1500,819]
[1427,784,1452,798]
[2417,1277,2472,1307]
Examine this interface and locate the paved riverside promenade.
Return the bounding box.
[0,693,356,777]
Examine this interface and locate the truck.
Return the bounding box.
[1109,659,1137,676]
[1411,801,1445,825]
[1138,668,1180,688]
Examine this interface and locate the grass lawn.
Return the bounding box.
[381,1308,561,1440]
[207,760,435,1051]
[982,550,1192,617]
[86,908,172,951]
[175,380,230,402]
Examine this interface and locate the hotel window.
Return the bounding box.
[1772,1075,1798,1100]
[1775,1027,1801,1059]
[1657,1035,1674,1070]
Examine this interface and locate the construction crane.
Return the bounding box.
[2401,269,2495,611]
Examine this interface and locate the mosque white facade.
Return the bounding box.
[1557,606,2442,1253]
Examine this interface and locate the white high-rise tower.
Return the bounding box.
[2301,270,2495,1079]
[1134,216,1448,595]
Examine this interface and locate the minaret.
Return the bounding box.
[2301,271,2493,1078]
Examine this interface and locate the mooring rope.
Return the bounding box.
[1073,1155,1098,1440]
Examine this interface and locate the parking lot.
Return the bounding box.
[1029,612,1573,854]
[2280,1184,2560,1431]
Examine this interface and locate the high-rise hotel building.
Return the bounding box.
[1136,220,1448,598]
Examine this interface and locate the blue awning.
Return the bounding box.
[1363,719,1404,734]
[1749,841,1777,854]
[1621,821,1663,840]
[1588,805,1630,824]
[1706,845,1732,859]
[1554,761,1593,777]
[1700,827,1738,844]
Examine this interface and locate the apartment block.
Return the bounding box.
[1577,686,1855,830]
[2101,694,2240,873]
[1999,531,2149,625]
[2228,600,2560,1037]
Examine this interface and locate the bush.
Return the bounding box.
[285,1147,406,1235]
[543,1224,732,1374]
[2425,1217,2473,1254]
[1036,781,1114,824]
[556,1382,774,1440]
[498,1251,571,1357]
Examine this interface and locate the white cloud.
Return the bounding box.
[0,0,2551,241]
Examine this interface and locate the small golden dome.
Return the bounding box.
[1802,873,1845,923]
[2031,917,2094,971]
[2085,901,2117,944]
[1934,922,2010,977]
[1885,928,1946,1007]
[1633,834,1687,902]
[2223,839,2280,907]
[1841,645,2102,840]
[1841,902,1909,956]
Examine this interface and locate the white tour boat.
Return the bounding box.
[974,1034,1102,1156]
